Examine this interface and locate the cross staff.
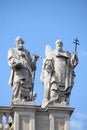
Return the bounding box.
[73,37,80,52]
[31,54,41,100]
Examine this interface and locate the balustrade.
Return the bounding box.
[0,107,14,130]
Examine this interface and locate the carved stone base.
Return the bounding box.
[12,104,74,130]
[11,100,35,105]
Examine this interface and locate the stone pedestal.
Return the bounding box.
[12,103,74,130]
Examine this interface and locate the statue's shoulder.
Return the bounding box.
[24,48,29,52]
[8,48,17,59]
[60,51,71,58]
[24,49,30,55]
[8,48,16,54]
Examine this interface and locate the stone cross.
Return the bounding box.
[73,37,80,52]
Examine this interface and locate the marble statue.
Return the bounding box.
[40,39,78,108]
[8,37,39,103]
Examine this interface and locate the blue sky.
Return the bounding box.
[0,0,87,129]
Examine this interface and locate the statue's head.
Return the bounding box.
[55,40,63,51]
[15,37,24,50]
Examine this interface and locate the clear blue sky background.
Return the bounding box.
[0,0,87,130]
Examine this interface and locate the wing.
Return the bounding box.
[45,45,52,58]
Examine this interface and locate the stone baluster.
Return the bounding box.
[9,114,14,130]
[4,113,10,130]
[0,113,3,130]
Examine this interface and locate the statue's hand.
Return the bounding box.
[12,61,23,69]
[73,51,78,59]
[73,51,77,55]
[33,54,40,61]
[71,51,78,68]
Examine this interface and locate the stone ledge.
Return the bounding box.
[11,103,74,116]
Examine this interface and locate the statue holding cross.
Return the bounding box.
[40,39,79,108]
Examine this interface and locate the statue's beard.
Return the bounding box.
[17,46,24,50]
[56,47,62,51]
